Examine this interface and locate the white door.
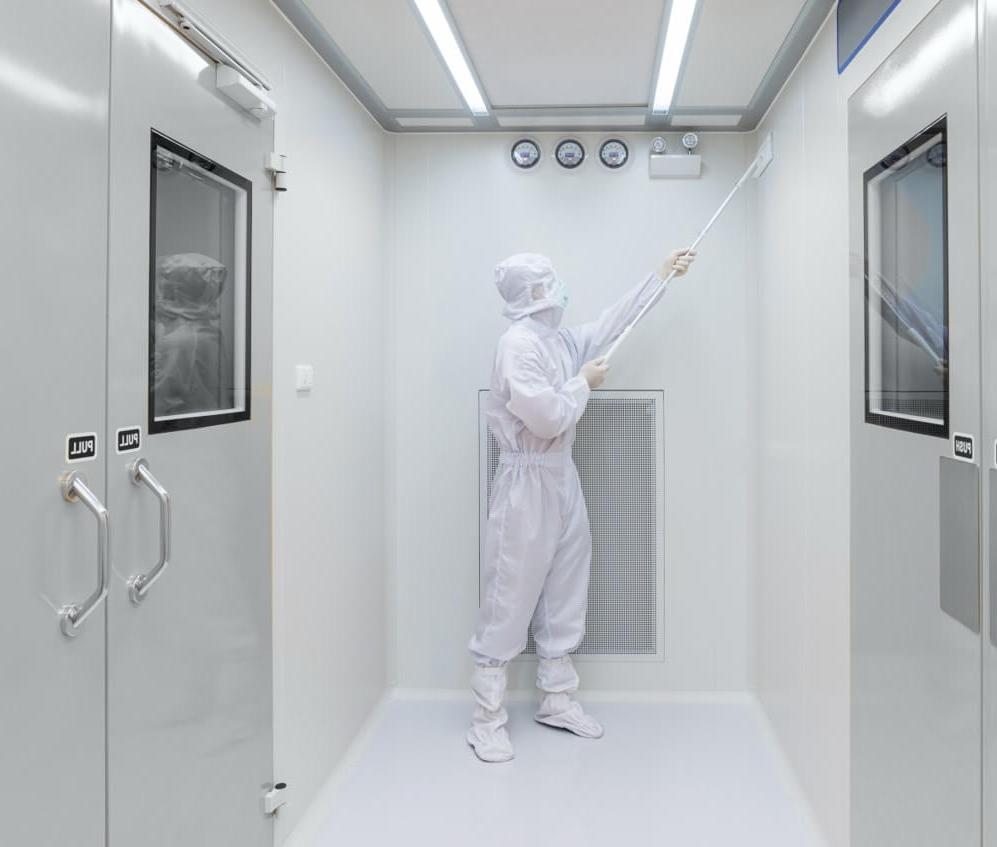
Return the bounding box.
[983,2,997,844]
[105,3,274,844]
[849,0,982,843]
[0,1,112,843]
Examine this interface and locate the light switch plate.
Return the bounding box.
[295,364,314,392]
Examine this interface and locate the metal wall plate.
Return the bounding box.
[940,456,981,633]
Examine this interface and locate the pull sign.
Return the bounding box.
[116,426,142,454]
[66,432,97,464]
[953,432,975,463]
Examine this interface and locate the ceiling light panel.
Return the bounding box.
[302,0,463,110]
[448,0,666,108]
[676,0,805,108]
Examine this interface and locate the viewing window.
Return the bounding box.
[149,131,251,433]
[864,116,949,437]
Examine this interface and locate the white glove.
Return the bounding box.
[661,248,696,278]
[580,358,609,390]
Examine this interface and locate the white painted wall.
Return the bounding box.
[170,1,391,841]
[748,2,945,844]
[388,131,753,692]
[269,52,389,847]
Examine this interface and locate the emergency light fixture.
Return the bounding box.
[652,0,699,113]
[413,0,489,116]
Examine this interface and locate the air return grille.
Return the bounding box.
[478,391,664,658]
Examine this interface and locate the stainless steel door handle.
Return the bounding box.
[59,471,110,638]
[126,458,172,604]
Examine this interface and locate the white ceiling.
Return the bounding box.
[447,0,665,108]
[277,0,833,132]
[677,0,805,108]
[303,0,462,110]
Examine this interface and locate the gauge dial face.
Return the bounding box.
[511,138,541,169]
[555,139,585,169]
[599,139,629,169]
[927,141,947,167]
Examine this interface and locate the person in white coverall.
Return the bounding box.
[467,249,695,763]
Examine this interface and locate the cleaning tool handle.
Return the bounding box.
[602,158,758,364]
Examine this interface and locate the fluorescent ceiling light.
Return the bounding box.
[652,0,698,113]
[413,0,488,116]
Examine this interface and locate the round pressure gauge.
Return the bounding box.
[510,138,541,170]
[651,136,667,155]
[599,139,629,169]
[682,132,700,152]
[555,138,585,169]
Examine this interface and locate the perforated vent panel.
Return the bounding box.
[479,391,664,658]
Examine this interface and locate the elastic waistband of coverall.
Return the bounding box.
[498,451,572,467]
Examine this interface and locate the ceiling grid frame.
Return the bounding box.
[276,0,836,132]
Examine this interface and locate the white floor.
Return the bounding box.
[290,695,824,847]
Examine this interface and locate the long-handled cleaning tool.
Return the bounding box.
[602,133,775,363]
[867,271,946,370]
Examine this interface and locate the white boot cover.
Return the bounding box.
[467,665,515,763]
[535,692,604,738]
[535,656,604,739]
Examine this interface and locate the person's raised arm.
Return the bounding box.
[567,249,695,364]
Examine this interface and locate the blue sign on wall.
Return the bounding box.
[838,0,904,72]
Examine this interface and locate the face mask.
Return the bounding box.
[549,278,569,310]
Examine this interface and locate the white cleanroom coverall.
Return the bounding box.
[471,255,664,663]
[466,253,666,761]
[153,252,229,418]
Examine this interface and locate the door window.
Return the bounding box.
[864,116,949,437]
[149,131,251,433]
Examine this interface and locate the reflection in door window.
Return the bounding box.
[864,117,948,437]
[149,131,251,433]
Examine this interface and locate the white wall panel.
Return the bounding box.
[177,1,391,843]
[750,25,848,845]
[449,0,665,107]
[748,2,945,844]
[389,131,752,692]
[302,0,463,109]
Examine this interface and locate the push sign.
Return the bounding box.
[66,432,97,463]
[953,433,975,463]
